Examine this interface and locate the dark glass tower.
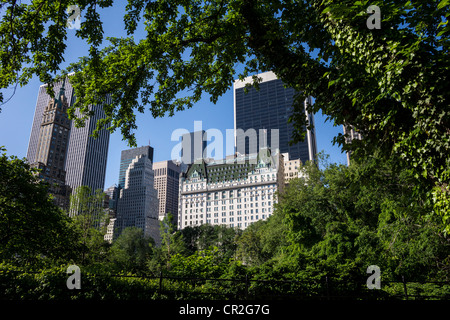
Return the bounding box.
[234,71,317,163]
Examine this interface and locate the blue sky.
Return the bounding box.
[0,4,347,189]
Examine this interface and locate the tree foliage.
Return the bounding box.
[0,147,78,265]
[0,148,449,299]
[109,226,154,274]
[69,185,110,264]
[1,0,448,224]
[262,154,449,282]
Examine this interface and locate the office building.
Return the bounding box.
[104,185,120,213]
[28,79,72,209]
[27,78,75,165]
[103,185,120,243]
[234,71,317,163]
[178,148,284,230]
[27,75,110,200]
[104,217,116,243]
[118,145,154,189]
[153,160,181,222]
[64,101,111,193]
[115,154,160,243]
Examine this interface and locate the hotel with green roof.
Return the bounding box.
[178,148,284,230]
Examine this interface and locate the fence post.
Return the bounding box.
[325,275,330,300]
[402,276,408,300]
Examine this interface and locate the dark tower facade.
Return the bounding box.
[29,79,72,208]
[234,71,317,163]
[27,75,111,207]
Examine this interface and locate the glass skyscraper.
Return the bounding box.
[234,71,317,163]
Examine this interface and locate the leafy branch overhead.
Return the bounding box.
[0,1,449,226]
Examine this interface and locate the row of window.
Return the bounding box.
[186,197,273,209]
[182,213,272,227]
[184,184,277,197]
[186,173,276,188]
[183,187,276,203]
[184,205,273,219]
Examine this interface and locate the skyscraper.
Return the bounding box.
[28,78,72,209]
[64,101,111,193]
[234,71,317,163]
[27,75,110,197]
[104,184,120,214]
[115,154,160,243]
[118,145,154,189]
[103,184,119,243]
[153,160,181,222]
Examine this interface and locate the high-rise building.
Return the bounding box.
[104,185,119,243]
[234,71,317,163]
[178,148,284,230]
[104,185,120,214]
[28,79,72,209]
[153,160,181,222]
[27,75,110,198]
[118,145,154,189]
[181,130,207,165]
[115,154,160,243]
[27,79,75,165]
[64,101,111,193]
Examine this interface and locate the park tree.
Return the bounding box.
[235,212,288,267]
[69,185,110,264]
[0,147,78,265]
[0,0,448,227]
[181,224,242,259]
[148,212,186,273]
[109,226,155,273]
[268,154,450,281]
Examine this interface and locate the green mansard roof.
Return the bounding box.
[184,148,277,183]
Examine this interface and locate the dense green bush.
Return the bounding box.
[1,150,448,300]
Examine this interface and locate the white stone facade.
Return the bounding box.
[178,149,284,230]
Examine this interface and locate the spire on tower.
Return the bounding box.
[56,77,66,109]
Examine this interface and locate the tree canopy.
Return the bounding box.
[1,147,449,298]
[0,147,78,264]
[1,0,448,226]
[238,153,450,283]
